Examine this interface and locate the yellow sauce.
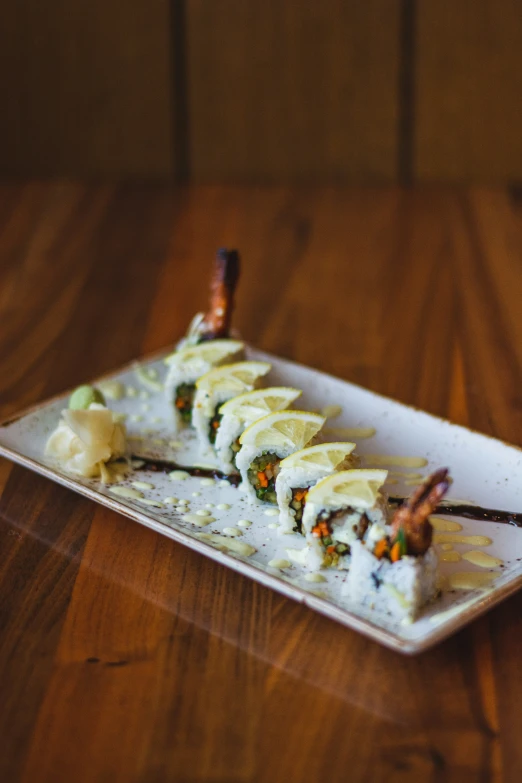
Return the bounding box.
[131,480,154,491]
[448,571,497,590]
[434,533,493,547]
[389,471,425,480]
[441,543,454,551]
[462,551,503,568]
[324,426,376,439]
[430,517,463,533]
[109,486,144,500]
[440,551,462,563]
[169,470,189,480]
[268,559,291,569]
[182,513,214,527]
[98,380,125,400]
[138,498,164,508]
[364,455,428,468]
[196,533,256,557]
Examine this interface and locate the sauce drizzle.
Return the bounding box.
[434,533,493,547]
[366,455,428,468]
[131,455,241,486]
[448,571,497,590]
[390,497,522,528]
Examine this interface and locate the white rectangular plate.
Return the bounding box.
[1,347,521,654]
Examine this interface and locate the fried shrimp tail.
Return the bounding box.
[200,248,241,340]
[391,468,450,555]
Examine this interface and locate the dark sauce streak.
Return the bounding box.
[131,455,241,487]
[390,497,522,529]
[127,463,522,528]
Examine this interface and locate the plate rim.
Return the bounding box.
[1,344,521,655]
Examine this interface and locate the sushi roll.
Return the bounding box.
[215,387,302,474]
[345,469,450,621]
[192,361,272,453]
[236,411,325,506]
[347,541,439,623]
[276,442,359,534]
[164,339,244,432]
[301,469,389,570]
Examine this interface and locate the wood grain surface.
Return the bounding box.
[415,0,522,182]
[3,1,522,182]
[1,183,522,782]
[186,0,400,182]
[0,2,174,177]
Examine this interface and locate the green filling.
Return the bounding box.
[230,437,241,467]
[312,509,354,562]
[289,487,310,533]
[175,382,196,423]
[208,408,223,445]
[247,452,281,503]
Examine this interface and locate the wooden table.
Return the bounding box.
[1,182,521,783]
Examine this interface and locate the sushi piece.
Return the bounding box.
[215,387,302,474]
[164,339,244,432]
[301,469,389,570]
[236,411,325,506]
[177,248,240,350]
[45,385,126,480]
[192,361,272,453]
[346,469,450,622]
[276,442,359,534]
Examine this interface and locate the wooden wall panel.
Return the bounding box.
[0,1,174,178]
[415,0,522,181]
[186,0,401,183]
[2,1,522,183]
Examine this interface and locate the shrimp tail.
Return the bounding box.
[391,468,451,555]
[200,248,241,340]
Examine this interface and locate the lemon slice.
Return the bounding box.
[279,441,356,472]
[307,469,388,510]
[196,361,271,394]
[164,339,244,368]
[239,410,325,450]
[219,386,302,423]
